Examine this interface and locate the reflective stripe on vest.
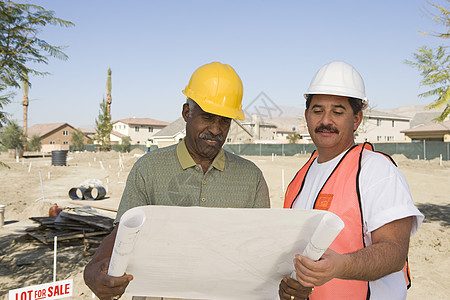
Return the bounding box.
[284,143,410,299]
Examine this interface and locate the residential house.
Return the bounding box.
[240,114,277,142]
[263,116,310,144]
[110,131,129,145]
[409,111,442,128]
[150,118,186,148]
[151,117,253,148]
[225,120,253,144]
[79,128,96,140]
[355,110,411,143]
[111,117,169,145]
[402,120,450,142]
[27,123,91,152]
[274,128,311,144]
[275,128,296,140]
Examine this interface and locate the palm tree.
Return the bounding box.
[106,68,112,119]
[286,132,301,144]
[22,72,29,151]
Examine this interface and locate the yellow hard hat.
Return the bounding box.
[182,62,245,120]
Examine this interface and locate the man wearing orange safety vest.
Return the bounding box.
[278,61,424,300]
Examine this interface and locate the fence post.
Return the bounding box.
[447,142,449,161]
[423,139,426,160]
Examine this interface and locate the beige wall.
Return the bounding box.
[356,117,410,143]
[112,122,167,145]
[226,122,252,143]
[40,125,91,152]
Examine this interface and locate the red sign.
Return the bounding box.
[9,279,73,300]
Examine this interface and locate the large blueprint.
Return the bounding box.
[108,206,344,300]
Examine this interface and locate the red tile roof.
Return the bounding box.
[27,123,71,138]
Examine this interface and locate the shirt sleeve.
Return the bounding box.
[360,151,424,236]
[114,159,152,223]
[254,171,270,208]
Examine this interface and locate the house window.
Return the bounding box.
[377,119,382,126]
[227,138,232,142]
[392,120,395,127]
[148,127,153,133]
[135,126,139,132]
[377,136,382,141]
[50,141,56,144]
[63,130,69,136]
[63,141,69,145]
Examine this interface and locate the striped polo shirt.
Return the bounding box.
[115,139,270,223]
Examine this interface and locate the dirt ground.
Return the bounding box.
[0,150,448,299]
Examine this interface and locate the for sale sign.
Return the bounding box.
[9,279,73,300]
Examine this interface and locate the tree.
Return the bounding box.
[0,0,74,102]
[286,132,301,143]
[405,1,449,121]
[22,71,29,150]
[94,97,112,151]
[0,119,25,150]
[27,133,41,151]
[0,88,11,126]
[70,129,86,151]
[120,136,131,153]
[106,68,112,120]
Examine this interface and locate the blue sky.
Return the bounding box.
[5,0,447,128]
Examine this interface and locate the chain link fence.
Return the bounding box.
[69,142,450,161]
[224,142,450,161]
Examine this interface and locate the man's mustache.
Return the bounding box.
[315,125,339,134]
[199,133,224,142]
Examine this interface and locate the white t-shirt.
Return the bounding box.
[292,149,424,300]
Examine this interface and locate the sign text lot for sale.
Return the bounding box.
[9,279,73,300]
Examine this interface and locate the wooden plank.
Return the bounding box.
[30,216,56,225]
[59,212,114,231]
[27,228,110,244]
[68,200,118,212]
[47,230,110,242]
[26,231,48,244]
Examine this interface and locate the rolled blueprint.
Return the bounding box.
[291,212,344,279]
[108,208,146,277]
[303,212,344,260]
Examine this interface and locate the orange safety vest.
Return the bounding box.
[284,143,410,299]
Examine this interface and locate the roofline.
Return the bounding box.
[113,119,169,126]
[367,115,411,121]
[36,123,75,139]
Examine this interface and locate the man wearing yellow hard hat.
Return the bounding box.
[84,62,270,300]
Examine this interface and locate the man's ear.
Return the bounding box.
[182,103,189,122]
[354,110,363,131]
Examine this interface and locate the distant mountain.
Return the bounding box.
[379,105,444,128]
[379,104,442,118]
[244,105,305,119]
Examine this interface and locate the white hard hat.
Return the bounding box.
[304,61,368,109]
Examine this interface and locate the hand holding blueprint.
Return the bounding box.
[108,206,344,300]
